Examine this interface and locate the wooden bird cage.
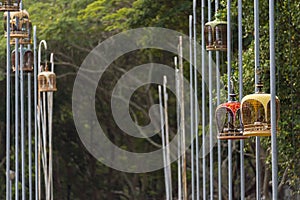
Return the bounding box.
[4,10,32,38]
[216,94,248,140]
[11,47,33,72]
[0,0,20,12]
[205,19,227,51]
[241,93,280,137]
[38,70,57,92]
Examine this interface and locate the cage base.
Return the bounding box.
[0,6,19,12]
[39,88,57,92]
[218,133,249,140]
[206,46,227,51]
[12,67,33,73]
[243,130,271,137]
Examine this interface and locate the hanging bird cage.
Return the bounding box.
[205,12,227,51]
[38,64,57,92]
[241,86,280,137]
[0,0,20,11]
[216,93,249,140]
[11,47,33,72]
[4,10,32,38]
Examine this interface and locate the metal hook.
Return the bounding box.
[50,53,54,72]
[38,40,47,73]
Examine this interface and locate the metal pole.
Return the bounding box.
[215,1,222,199]
[163,76,173,200]
[189,14,195,200]
[207,1,214,199]
[33,26,38,200]
[158,85,169,200]
[50,54,55,200]
[6,10,11,200]
[254,0,261,198]
[175,57,182,200]
[201,0,206,198]
[269,0,278,199]
[178,37,187,200]
[192,1,200,199]
[28,63,32,200]
[238,0,245,199]
[227,1,233,200]
[15,38,20,200]
[20,44,26,200]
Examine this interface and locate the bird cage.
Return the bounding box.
[11,47,33,72]
[0,0,20,11]
[215,94,249,140]
[4,10,32,38]
[38,65,57,92]
[241,93,280,137]
[205,13,227,51]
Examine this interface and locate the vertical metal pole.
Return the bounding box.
[269,0,278,199]
[189,14,195,200]
[28,64,32,200]
[15,38,20,200]
[192,1,200,199]
[159,85,169,200]
[179,37,187,200]
[238,0,245,199]
[20,3,26,199]
[33,26,38,200]
[207,1,214,199]
[215,0,222,199]
[175,57,182,200]
[254,0,261,198]
[20,44,26,200]
[227,1,233,200]
[201,0,206,199]
[6,10,11,200]
[163,76,173,200]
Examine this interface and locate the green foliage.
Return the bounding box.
[0,0,299,199]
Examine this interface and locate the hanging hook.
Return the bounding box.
[229,79,237,101]
[50,53,54,72]
[38,40,47,73]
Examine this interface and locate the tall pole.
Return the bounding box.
[254,0,261,198]
[215,1,222,199]
[201,0,206,198]
[15,38,20,200]
[192,0,200,199]
[189,14,195,200]
[179,37,187,200]
[175,57,182,200]
[207,0,214,199]
[6,10,11,200]
[238,0,245,199]
[227,0,233,200]
[159,84,169,200]
[269,0,278,199]
[28,53,33,200]
[163,76,173,200]
[38,40,48,200]
[33,26,38,200]
[20,44,26,200]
